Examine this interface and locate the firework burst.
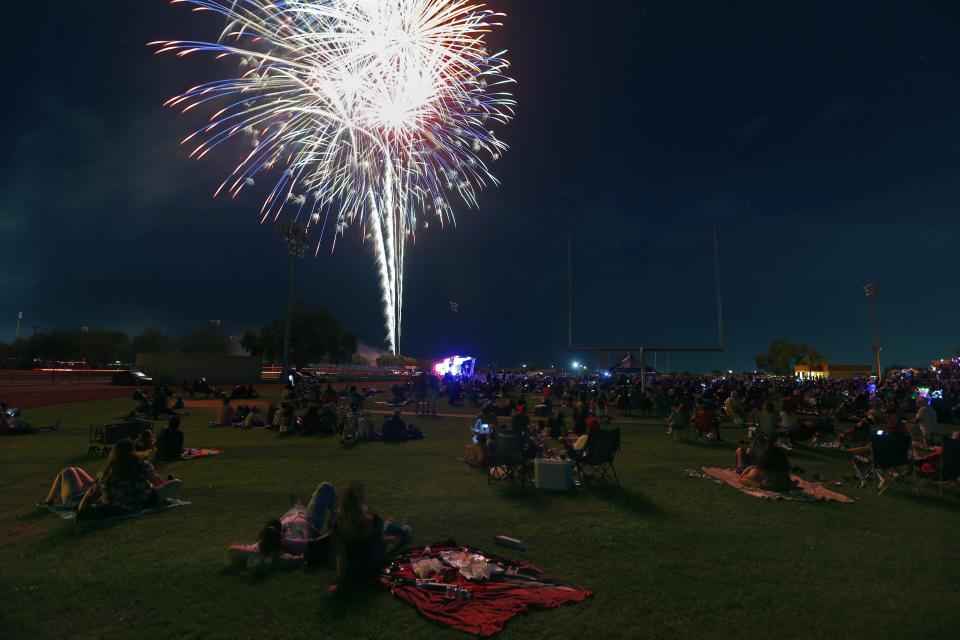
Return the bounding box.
[153,0,515,354]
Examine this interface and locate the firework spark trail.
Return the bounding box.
[154,0,515,354]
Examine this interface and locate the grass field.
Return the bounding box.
[1,392,958,639]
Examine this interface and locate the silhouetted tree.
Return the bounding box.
[130,328,177,358]
[755,339,827,376]
[180,324,231,354]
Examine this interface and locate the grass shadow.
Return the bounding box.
[674,438,738,452]
[884,486,960,512]
[29,517,125,553]
[586,485,666,519]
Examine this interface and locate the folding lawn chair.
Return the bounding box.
[576,428,621,488]
[852,433,917,495]
[487,431,530,485]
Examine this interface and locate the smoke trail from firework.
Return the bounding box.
[153,0,514,354]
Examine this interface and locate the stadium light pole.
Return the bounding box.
[278,221,310,377]
[863,282,882,380]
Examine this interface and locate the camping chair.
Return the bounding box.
[576,428,622,487]
[488,431,529,485]
[852,434,917,496]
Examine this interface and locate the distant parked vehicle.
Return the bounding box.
[111,370,154,386]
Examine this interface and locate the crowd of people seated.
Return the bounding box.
[129,385,185,419]
[181,378,222,398]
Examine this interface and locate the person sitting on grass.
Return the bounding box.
[347,385,366,411]
[666,400,691,436]
[278,404,300,435]
[43,439,182,518]
[0,408,60,436]
[756,401,779,440]
[243,406,265,429]
[134,429,156,458]
[301,406,321,435]
[382,410,407,442]
[78,439,182,518]
[43,467,96,508]
[214,397,235,426]
[156,417,185,462]
[476,404,499,433]
[724,392,745,426]
[510,404,531,434]
[151,386,171,417]
[734,442,795,492]
[328,482,411,590]
[322,384,339,406]
[548,410,567,439]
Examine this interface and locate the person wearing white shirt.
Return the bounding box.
[909,397,939,447]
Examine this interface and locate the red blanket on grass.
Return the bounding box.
[180,448,223,460]
[381,546,591,637]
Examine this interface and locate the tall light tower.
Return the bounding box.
[277,221,310,377]
[863,282,882,380]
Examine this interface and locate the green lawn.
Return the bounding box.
[1,395,957,639]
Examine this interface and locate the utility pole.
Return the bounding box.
[863,282,882,380]
[12,311,22,385]
[277,221,310,378]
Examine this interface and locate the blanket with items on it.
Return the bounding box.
[381,545,591,637]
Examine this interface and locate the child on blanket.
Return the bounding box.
[735,443,795,492]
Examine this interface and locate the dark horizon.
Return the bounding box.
[3,1,959,371]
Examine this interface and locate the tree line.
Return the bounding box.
[0,305,359,369]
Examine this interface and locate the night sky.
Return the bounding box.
[3,1,959,371]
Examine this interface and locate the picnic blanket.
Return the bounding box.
[701,467,854,503]
[39,499,191,522]
[180,448,223,460]
[381,545,591,637]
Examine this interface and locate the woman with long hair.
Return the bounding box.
[329,482,408,588]
[77,438,182,516]
[738,442,795,492]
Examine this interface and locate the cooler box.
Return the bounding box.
[534,458,574,490]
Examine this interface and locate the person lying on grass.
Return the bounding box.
[0,403,61,436]
[43,438,182,518]
[227,482,410,576]
[735,442,796,492]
